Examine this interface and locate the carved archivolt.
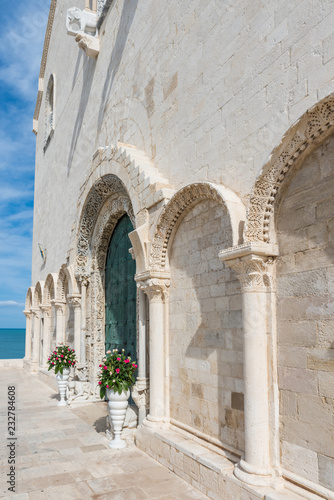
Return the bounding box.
[25,287,34,310]
[76,174,130,278]
[150,182,243,270]
[56,267,68,301]
[246,94,334,243]
[34,281,44,307]
[91,194,135,271]
[43,273,57,305]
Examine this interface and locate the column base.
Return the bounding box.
[234,459,275,487]
[142,414,165,428]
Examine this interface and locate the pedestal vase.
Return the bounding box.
[56,367,70,406]
[106,388,130,449]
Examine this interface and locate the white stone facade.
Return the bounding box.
[26,0,334,498]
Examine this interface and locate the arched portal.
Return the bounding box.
[105,215,136,360]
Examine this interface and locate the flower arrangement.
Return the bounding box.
[47,343,77,375]
[98,349,137,399]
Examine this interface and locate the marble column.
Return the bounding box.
[52,300,66,345]
[31,307,41,366]
[132,288,149,425]
[40,305,51,366]
[79,277,89,364]
[68,295,81,359]
[23,310,32,360]
[136,274,170,426]
[219,242,278,487]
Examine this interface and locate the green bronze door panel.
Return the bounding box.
[105,215,137,362]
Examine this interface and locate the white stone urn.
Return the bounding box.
[56,368,70,406]
[106,388,130,449]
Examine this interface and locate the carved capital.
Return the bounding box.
[137,278,170,302]
[39,304,51,318]
[68,296,81,308]
[23,310,32,319]
[220,243,278,293]
[228,255,276,292]
[30,307,40,318]
[52,300,66,313]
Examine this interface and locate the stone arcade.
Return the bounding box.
[25,1,334,498]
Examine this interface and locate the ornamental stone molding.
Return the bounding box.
[75,174,131,280]
[149,182,245,270]
[245,94,334,243]
[91,193,135,271]
[219,242,279,293]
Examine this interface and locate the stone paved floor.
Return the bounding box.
[0,366,208,500]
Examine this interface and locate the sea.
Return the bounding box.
[0,329,26,359]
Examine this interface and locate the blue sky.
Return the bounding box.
[0,0,51,328]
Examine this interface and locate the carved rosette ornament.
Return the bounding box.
[245,95,334,243]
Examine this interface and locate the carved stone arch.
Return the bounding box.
[91,193,136,272]
[150,182,245,270]
[56,267,68,301]
[75,174,134,278]
[245,93,334,243]
[43,273,57,305]
[34,281,44,307]
[26,287,34,310]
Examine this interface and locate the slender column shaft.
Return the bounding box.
[147,291,165,420]
[219,245,278,486]
[41,306,51,365]
[68,296,81,358]
[138,289,147,380]
[23,311,32,359]
[242,290,270,470]
[53,301,66,345]
[80,282,87,364]
[31,308,41,363]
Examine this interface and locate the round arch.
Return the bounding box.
[245,93,334,244]
[149,182,245,271]
[43,273,57,305]
[34,281,44,307]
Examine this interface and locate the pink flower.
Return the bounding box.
[103,366,108,370]
[61,355,64,358]
[134,365,138,368]
[56,357,59,360]
[124,359,129,364]
[116,368,120,373]
[98,381,102,385]
[117,357,121,361]
[106,350,111,354]
[106,385,109,388]
[68,348,71,351]
[99,364,102,367]
[52,362,54,365]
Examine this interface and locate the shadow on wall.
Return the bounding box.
[168,199,245,453]
[97,0,139,131]
[67,54,97,175]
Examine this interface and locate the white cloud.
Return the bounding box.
[0,301,25,307]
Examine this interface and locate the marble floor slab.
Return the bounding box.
[0,366,208,500]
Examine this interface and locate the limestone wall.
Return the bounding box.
[32,0,334,282]
[277,136,334,491]
[169,199,244,451]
